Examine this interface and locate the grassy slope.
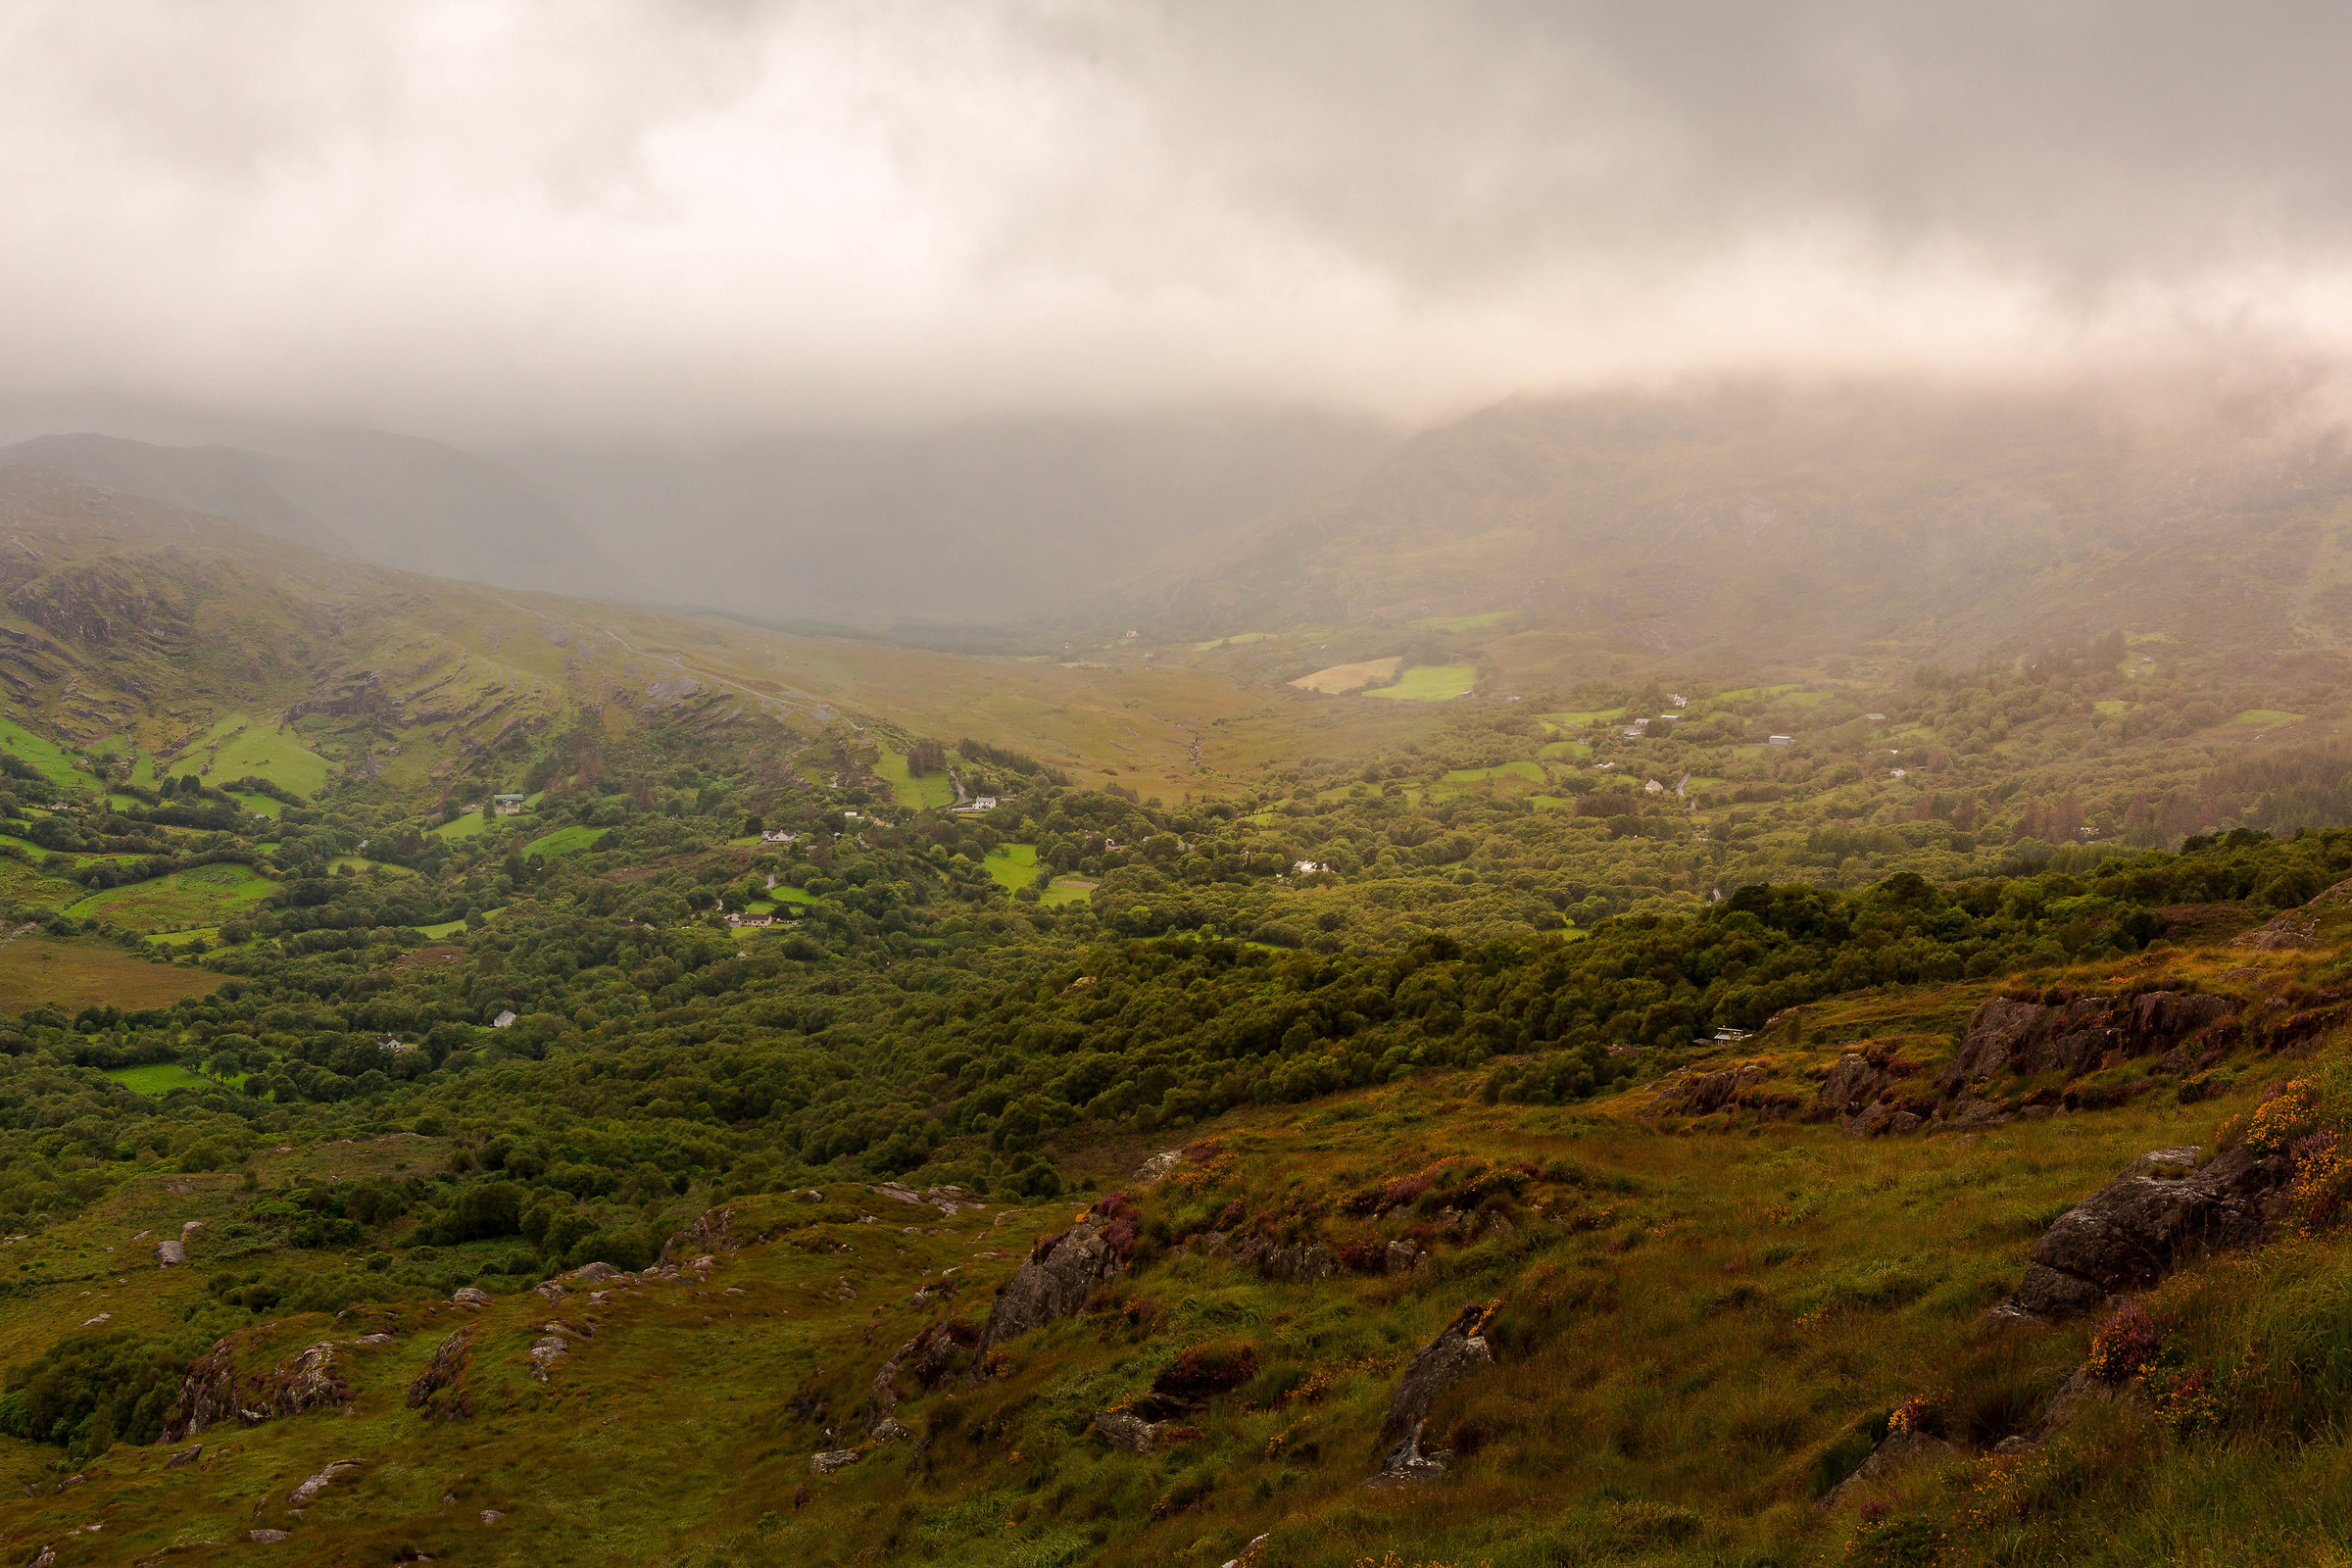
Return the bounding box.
[524,825,610,858]
[63,863,278,932]
[6,937,2345,1566]
[166,714,330,797]
[0,937,223,1011]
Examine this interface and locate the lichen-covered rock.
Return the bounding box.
[1994,1143,2289,1320]
[1386,1241,1420,1274]
[566,1261,625,1284]
[408,1327,474,1421]
[810,1448,861,1475]
[970,1221,1121,1372]
[1094,1409,1166,1453]
[169,1337,350,1440]
[1232,1238,1339,1283]
[450,1287,491,1308]
[862,1327,964,1436]
[1374,1300,1496,1472]
[1815,1054,1884,1116]
[155,1239,186,1266]
[287,1458,362,1506]
[1937,992,2232,1098]
[661,1205,740,1264]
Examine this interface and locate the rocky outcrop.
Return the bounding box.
[660,1205,740,1264]
[1994,1365,2147,1453]
[862,1328,965,1437]
[1937,992,2232,1099]
[970,1221,1122,1373]
[287,1458,362,1507]
[1231,1238,1340,1283]
[1643,1062,1771,1118]
[1815,1054,1884,1117]
[407,1328,473,1421]
[1094,1409,1173,1453]
[2232,876,2352,951]
[810,1449,861,1475]
[1370,1301,1495,1485]
[1822,1430,1958,1508]
[170,1339,350,1440]
[450,1287,491,1308]
[1990,1144,2290,1321]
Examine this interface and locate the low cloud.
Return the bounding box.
[6,1,2352,436]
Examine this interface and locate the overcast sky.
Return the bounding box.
[7,0,2352,438]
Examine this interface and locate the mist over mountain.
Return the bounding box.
[504,409,1396,629]
[0,429,619,599]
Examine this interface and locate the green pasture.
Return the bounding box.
[1039,878,1093,907]
[229,791,284,819]
[875,746,957,810]
[1442,761,1544,785]
[1410,611,1511,631]
[2093,700,2132,716]
[983,843,1044,894]
[63,862,277,931]
[167,713,327,798]
[769,885,818,906]
[1539,707,1624,727]
[1538,740,1592,760]
[1707,683,1805,705]
[2229,709,2305,728]
[432,810,490,840]
[1191,631,1281,650]
[146,927,218,948]
[0,717,100,792]
[1362,664,1475,701]
[105,1064,220,1097]
[524,825,610,858]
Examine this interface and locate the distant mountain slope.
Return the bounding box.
[1152,378,2352,665]
[507,410,1395,630]
[0,430,620,598]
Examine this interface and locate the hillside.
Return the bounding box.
[1151,377,2352,673]
[0,431,621,600]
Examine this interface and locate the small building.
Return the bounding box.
[374,1034,417,1054]
[1890,767,1908,779]
[1643,778,1665,795]
[1865,712,1886,722]
[1292,859,1330,874]
[1668,694,1689,709]
[492,1009,517,1029]
[1767,735,1793,746]
[760,829,800,844]
[726,912,775,929]
[491,794,526,815]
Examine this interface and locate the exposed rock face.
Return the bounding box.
[970,1221,1121,1372]
[1845,1102,1923,1138]
[1937,991,2232,1099]
[1094,1409,1169,1453]
[1385,1241,1421,1274]
[862,1328,963,1437]
[155,1239,187,1266]
[1371,1301,1495,1483]
[566,1261,624,1284]
[1822,1430,1958,1508]
[1644,1062,1770,1118]
[166,1443,202,1468]
[1231,1238,1339,1283]
[1132,1150,1185,1184]
[1995,1364,2148,1452]
[810,1449,861,1475]
[1993,1144,2290,1321]
[2233,876,2352,950]
[1815,1054,1884,1117]
[407,1328,474,1421]
[287,1458,362,1507]
[450,1287,491,1308]
[661,1205,740,1264]
[170,1339,351,1440]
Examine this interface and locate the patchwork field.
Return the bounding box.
[524,825,610,858]
[1290,656,1402,694]
[0,717,101,793]
[1364,663,1476,701]
[104,1063,222,1097]
[0,937,223,1011]
[64,862,278,931]
[876,746,958,810]
[167,713,329,798]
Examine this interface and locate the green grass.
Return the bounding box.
[228,790,284,819]
[1039,879,1093,907]
[432,810,490,840]
[524,825,611,858]
[876,747,958,810]
[1707,683,1805,705]
[1192,631,1281,649]
[2229,709,2306,728]
[984,843,1044,894]
[1410,611,1511,631]
[1363,664,1476,701]
[145,927,219,948]
[63,862,277,931]
[2093,700,2132,716]
[166,713,328,797]
[1538,740,1592,760]
[0,717,100,792]
[105,1063,220,1097]
[769,885,819,906]
[1539,707,1625,727]
[1442,760,1544,784]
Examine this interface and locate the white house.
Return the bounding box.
[1643,778,1665,794]
[1292,859,1330,874]
[492,1009,517,1029]
[1767,735,1794,746]
[491,794,526,815]
[760,829,800,845]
